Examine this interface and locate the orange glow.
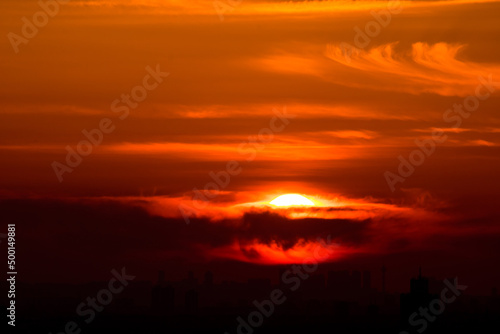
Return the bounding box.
[207,239,357,265]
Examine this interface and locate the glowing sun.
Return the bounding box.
[269,194,315,207]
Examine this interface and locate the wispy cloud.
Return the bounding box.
[326,42,500,96]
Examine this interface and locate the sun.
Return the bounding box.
[269,194,315,207]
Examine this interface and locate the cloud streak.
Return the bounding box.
[326,42,500,96]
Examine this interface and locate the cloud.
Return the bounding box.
[65,0,500,15]
[325,42,500,96]
[0,194,439,264]
[2,187,500,281]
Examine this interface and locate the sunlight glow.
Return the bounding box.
[269,194,315,207]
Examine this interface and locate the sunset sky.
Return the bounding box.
[1,0,499,294]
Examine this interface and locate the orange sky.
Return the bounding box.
[1,1,500,285]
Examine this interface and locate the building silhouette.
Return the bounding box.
[151,270,175,313]
[400,267,438,322]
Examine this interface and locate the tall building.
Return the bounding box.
[185,289,199,313]
[352,270,362,290]
[381,266,386,295]
[400,267,437,322]
[363,270,371,290]
[151,271,175,313]
[204,271,213,287]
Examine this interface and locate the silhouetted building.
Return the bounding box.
[400,268,437,322]
[158,270,165,284]
[185,289,199,313]
[363,270,371,290]
[303,274,325,298]
[151,271,175,313]
[327,270,365,300]
[382,265,387,295]
[352,270,362,290]
[328,270,350,298]
[248,278,271,290]
[204,271,213,287]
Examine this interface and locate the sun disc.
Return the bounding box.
[270,194,315,207]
